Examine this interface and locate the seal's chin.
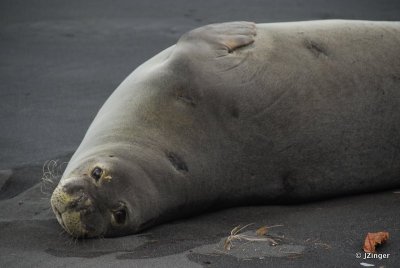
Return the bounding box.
[50,182,105,238]
[55,209,86,237]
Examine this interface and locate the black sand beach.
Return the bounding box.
[1,0,400,267]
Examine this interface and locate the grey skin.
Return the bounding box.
[51,20,400,238]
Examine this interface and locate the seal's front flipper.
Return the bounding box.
[174,21,257,60]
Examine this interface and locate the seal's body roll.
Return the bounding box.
[51,20,400,238]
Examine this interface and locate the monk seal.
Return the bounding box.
[51,20,400,238]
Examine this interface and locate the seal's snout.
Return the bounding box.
[61,179,92,209]
[62,177,87,196]
[52,178,90,212]
[51,177,99,238]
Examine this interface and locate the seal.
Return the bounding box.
[51,20,400,238]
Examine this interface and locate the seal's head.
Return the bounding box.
[50,153,158,238]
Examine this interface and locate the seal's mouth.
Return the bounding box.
[52,205,66,229]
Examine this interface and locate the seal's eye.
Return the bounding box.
[91,167,103,181]
[113,209,127,225]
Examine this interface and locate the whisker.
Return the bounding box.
[40,159,68,196]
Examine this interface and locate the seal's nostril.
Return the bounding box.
[66,192,90,211]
